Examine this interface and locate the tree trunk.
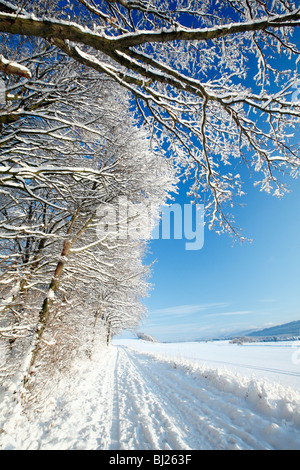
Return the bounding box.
[106,321,111,346]
[23,239,71,388]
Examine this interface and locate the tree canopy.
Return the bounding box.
[0,0,299,234]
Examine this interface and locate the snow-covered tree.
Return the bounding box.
[0,27,176,396]
[137,332,157,343]
[22,119,175,390]
[0,0,299,235]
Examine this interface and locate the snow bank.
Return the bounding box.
[133,348,300,424]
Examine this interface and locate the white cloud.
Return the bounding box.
[150,302,229,318]
[204,310,253,318]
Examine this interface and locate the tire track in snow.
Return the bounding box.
[118,346,248,450]
[115,346,230,449]
[115,346,189,450]
[124,349,262,450]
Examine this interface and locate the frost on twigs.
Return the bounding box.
[0,1,299,237]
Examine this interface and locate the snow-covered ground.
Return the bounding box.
[117,339,300,390]
[1,339,300,450]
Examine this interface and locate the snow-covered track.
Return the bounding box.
[113,346,300,450]
[1,344,300,450]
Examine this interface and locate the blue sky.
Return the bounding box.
[133,167,300,342]
[132,24,300,343]
[114,7,300,343]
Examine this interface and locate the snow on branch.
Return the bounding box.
[0,8,299,53]
[0,55,31,78]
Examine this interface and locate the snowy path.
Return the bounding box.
[109,346,300,450]
[1,344,300,450]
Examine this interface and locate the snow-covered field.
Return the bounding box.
[118,339,300,390]
[1,339,300,450]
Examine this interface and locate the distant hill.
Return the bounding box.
[227,320,300,343]
[247,320,300,338]
[180,320,300,343]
